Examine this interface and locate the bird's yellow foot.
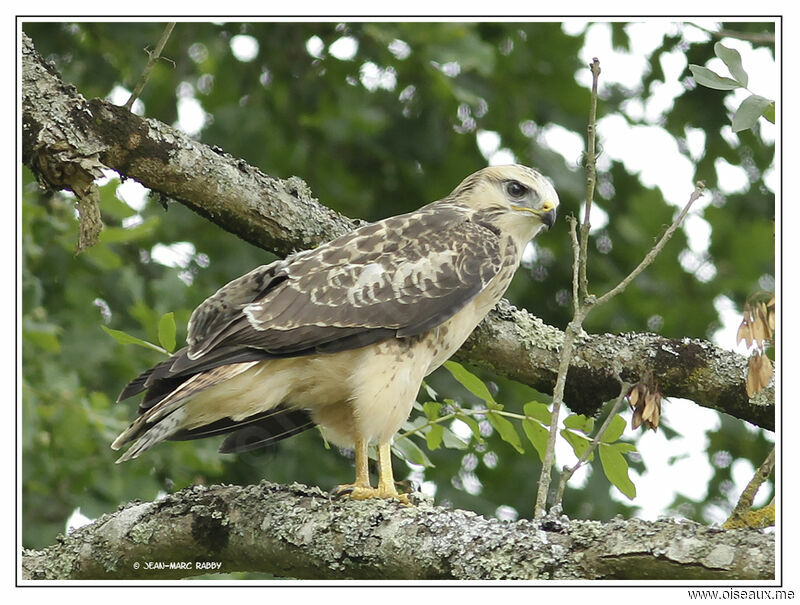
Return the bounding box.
[332,483,410,504]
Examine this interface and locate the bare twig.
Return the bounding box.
[533,57,708,518]
[534,219,588,518]
[579,58,602,301]
[568,216,582,315]
[552,382,630,509]
[723,446,775,529]
[533,59,604,518]
[123,22,176,111]
[594,181,706,308]
[537,181,706,516]
[532,323,580,516]
[582,60,600,225]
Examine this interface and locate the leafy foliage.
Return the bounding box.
[689,42,775,132]
[22,21,774,548]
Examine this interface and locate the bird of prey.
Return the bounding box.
[113,164,558,502]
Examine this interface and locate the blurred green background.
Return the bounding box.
[21,21,774,550]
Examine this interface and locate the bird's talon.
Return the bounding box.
[330,483,361,498]
[331,483,412,504]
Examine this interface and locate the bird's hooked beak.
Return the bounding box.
[513,199,558,230]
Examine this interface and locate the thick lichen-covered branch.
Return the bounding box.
[21,481,774,581]
[22,32,773,430]
[21,32,355,258]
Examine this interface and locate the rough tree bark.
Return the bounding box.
[20,31,776,581]
[21,481,774,581]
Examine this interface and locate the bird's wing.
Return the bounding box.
[185,262,285,352]
[120,203,505,408]
[187,203,503,360]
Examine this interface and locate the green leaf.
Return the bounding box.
[487,411,524,453]
[732,94,774,132]
[601,414,627,443]
[714,42,748,87]
[425,423,444,450]
[441,426,469,450]
[688,64,741,90]
[422,382,439,401]
[563,413,595,435]
[560,428,593,461]
[157,312,177,353]
[101,325,167,354]
[523,401,552,425]
[599,443,637,499]
[443,361,497,405]
[422,401,442,420]
[522,418,549,462]
[763,102,775,124]
[392,438,433,467]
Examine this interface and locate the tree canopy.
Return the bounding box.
[21,20,775,556]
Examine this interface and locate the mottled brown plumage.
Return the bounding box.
[113,165,558,501]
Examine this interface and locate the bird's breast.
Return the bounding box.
[422,260,517,375]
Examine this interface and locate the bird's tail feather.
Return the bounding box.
[112,361,260,459]
[113,408,187,462]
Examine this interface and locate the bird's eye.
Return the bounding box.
[506,180,528,199]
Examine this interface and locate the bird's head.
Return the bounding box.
[448,164,559,243]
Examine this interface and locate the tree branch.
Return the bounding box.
[724,447,775,529]
[21,32,356,258]
[21,32,774,431]
[21,481,774,581]
[124,22,176,111]
[460,303,773,430]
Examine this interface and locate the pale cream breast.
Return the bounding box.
[346,341,432,445]
[423,237,519,373]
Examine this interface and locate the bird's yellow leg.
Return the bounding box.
[332,436,372,496]
[333,440,409,503]
[375,441,409,503]
[352,435,371,488]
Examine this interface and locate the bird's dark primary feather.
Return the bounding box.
[168,405,316,453]
[218,409,317,454]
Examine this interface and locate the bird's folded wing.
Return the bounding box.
[123,203,504,401]
[191,203,503,355]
